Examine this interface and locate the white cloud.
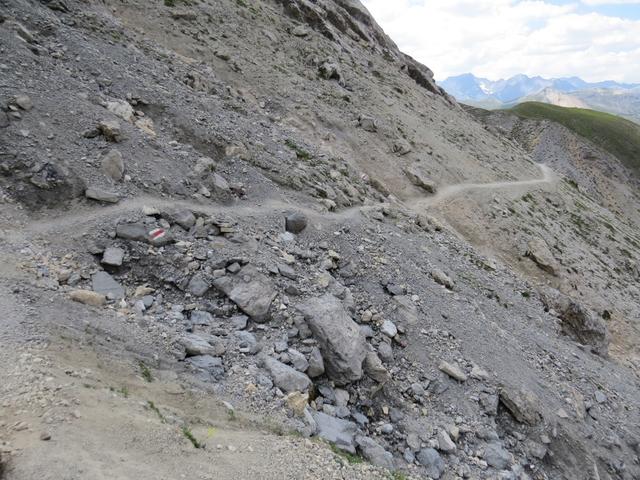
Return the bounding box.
[361,0,640,82]
[582,1,640,5]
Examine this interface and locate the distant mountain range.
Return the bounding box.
[439,73,640,123]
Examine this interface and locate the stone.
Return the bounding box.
[186,355,224,379]
[416,448,445,479]
[147,227,173,247]
[355,436,394,469]
[180,334,225,357]
[98,120,124,142]
[439,361,467,382]
[92,271,125,300]
[431,269,454,289]
[307,347,325,377]
[235,331,259,354]
[162,209,196,230]
[393,295,419,325]
[381,320,397,338]
[213,265,277,322]
[318,61,342,83]
[499,386,542,425]
[101,149,125,181]
[377,342,394,363]
[288,349,309,372]
[385,283,405,296]
[262,356,311,393]
[85,187,119,203]
[190,310,213,326]
[437,429,456,453]
[554,296,609,355]
[526,238,559,276]
[595,391,607,404]
[363,351,390,384]
[285,391,309,416]
[0,111,9,128]
[358,114,377,132]
[212,173,230,192]
[116,223,148,242]
[404,166,437,193]
[285,212,308,234]
[69,290,106,307]
[297,294,367,385]
[311,411,358,453]
[334,389,350,408]
[188,273,210,297]
[484,443,511,470]
[292,25,309,37]
[230,314,249,330]
[101,247,125,267]
[13,95,33,111]
[106,99,134,122]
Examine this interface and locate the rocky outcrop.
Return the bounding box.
[213,265,277,322]
[526,238,559,275]
[298,294,367,385]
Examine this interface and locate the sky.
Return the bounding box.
[360,0,640,83]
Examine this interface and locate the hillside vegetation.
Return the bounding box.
[510,102,640,174]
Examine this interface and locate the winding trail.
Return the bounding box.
[1,164,557,242]
[410,163,556,209]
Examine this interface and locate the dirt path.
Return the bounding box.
[410,163,556,210]
[1,164,557,245]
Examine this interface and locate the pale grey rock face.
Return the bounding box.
[297,294,367,385]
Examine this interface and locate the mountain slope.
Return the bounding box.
[1,2,640,480]
[510,102,640,175]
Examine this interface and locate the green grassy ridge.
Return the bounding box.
[508,102,640,175]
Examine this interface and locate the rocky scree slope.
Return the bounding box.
[1,1,640,480]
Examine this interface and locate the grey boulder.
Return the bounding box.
[297,294,366,385]
[92,271,125,300]
[355,436,394,469]
[101,247,125,267]
[416,448,445,479]
[180,334,225,357]
[213,265,276,322]
[312,411,358,453]
[262,356,311,393]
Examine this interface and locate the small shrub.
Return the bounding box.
[182,426,203,448]
[139,362,154,383]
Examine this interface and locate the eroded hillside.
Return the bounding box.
[1,1,639,480]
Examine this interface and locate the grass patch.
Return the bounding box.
[139,362,154,383]
[109,386,129,398]
[285,139,312,160]
[389,473,409,480]
[147,400,166,423]
[509,102,640,176]
[182,426,203,449]
[330,443,363,464]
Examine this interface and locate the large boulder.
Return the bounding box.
[499,385,542,426]
[262,356,311,393]
[213,265,277,322]
[541,290,609,355]
[526,238,559,275]
[92,271,125,300]
[311,411,358,453]
[558,301,609,355]
[355,436,394,469]
[297,294,367,385]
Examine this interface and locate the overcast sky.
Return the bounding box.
[360,0,640,83]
